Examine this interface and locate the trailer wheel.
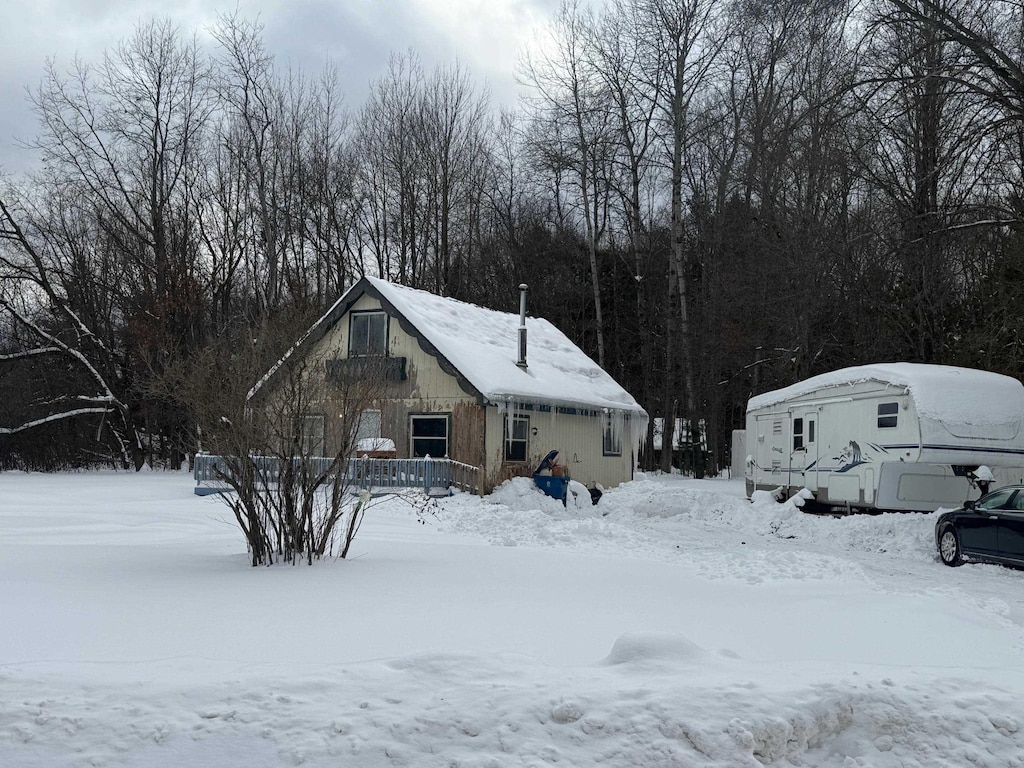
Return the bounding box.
[938,527,962,567]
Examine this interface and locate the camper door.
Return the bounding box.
[755,414,789,488]
[791,411,819,490]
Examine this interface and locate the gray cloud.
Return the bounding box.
[0,0,565,174]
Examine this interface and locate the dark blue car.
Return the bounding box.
[936,485,1024,567]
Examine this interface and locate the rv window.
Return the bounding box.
[793,418,804,451]
[808,420,815,444]
[877,402,898,429]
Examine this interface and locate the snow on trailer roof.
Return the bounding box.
[366,277,645,414]
[747,363,1024,428]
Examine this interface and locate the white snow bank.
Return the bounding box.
[602,631,708,666]
[4,471,1024,768]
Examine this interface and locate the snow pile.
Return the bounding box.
[3,471,1024,767]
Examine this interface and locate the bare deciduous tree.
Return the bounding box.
[157,316,398,565]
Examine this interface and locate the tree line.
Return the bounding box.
[2,0,1023,473]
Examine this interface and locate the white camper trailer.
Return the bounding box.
[745,363,1024,512]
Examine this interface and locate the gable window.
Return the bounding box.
[877,402,898,429]
[504,415,529,462]
[793,418,804,451]
[349,311,388,357]
[603,411,622,457]
[410,414,449,458]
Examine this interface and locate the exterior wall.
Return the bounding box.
[305,294,483,464]
[483,404,637,492]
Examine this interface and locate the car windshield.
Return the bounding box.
[977,488,1015,511]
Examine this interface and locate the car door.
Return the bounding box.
[958,488,1013,556]
[996,490,1024,565]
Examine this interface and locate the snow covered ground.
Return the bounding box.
[3,470,1024,767]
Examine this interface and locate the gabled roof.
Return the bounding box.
[251,276,646,415]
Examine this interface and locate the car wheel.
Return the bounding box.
[938,527,962,567]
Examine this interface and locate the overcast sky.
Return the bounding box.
[0,0,564,173]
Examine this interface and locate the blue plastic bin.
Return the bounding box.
[532,449,569,504]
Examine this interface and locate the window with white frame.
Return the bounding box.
[603,411,622,457]
[410,414,449,458]
[504,414,529,462]
[349,311,388,356]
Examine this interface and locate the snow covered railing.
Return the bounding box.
[194,454,483,496]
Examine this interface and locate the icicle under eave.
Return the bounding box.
[629,409,649,461]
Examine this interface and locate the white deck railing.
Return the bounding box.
[194,454,483,496]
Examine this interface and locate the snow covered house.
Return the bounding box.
[745,363,1024,512]
[250,277,648,494]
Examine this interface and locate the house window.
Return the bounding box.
[504,415,529,462]
[295,414,325,455]
[793,418,804,451]
[357,409,382,442]
[603,412,622,457]
[410,414,449,458]
[349,311,388,357]
[878,402,898,429]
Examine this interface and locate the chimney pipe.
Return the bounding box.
[516,283,528,368]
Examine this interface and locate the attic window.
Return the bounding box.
[349,311,388,357]
[877,402,898,429]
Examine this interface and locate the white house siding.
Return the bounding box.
[484,403,637,491]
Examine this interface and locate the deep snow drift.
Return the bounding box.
[2,470,1024,767]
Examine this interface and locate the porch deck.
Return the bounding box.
[194,454,483,496]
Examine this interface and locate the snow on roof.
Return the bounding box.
[365,277,645,414]
[747,363,1024,428]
